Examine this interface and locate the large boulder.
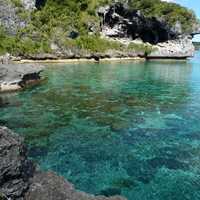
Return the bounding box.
[0,126,127,200]
[0,64,44,92]
[147,36,195,59]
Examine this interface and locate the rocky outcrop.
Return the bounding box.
[0,126,126,200]
[147,36,195,59]
[21,0,35,10]
[98,3,177,45]
[191,22,200,36]
[0,64,44,92]
[0,53,11,64]
[97,3,198,59]
[21,0,47,10]
[0,127,35,199]
[0,0,27,35]
[0,1,198,59]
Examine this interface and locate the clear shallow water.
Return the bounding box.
[1,52,200,199]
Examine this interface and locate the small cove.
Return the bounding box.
[1,51,200,199]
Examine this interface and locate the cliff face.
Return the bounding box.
[0,0,26,35]
[98,3,199,58]
[0,0,36,36]
[98,3,177,45]
[147,36,195,59]
[0,0,199,59]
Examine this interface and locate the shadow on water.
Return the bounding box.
[1,54,200,200]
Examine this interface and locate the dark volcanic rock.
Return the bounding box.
[0,126,127,200]
[98,3,177,44]
[0,64,44,92]
[0,127,35,199]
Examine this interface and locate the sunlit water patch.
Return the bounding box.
[1,51,200,199]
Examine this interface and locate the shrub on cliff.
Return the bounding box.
[0,0,199,56]
[75,35,124,52]
[129,0,197,33]
[0,26,16,54]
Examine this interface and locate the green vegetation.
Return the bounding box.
[129,0,197,33]
[0,26,15,54]
[127,42,155,55]
[75,35,124,52]
[0,0,199,56]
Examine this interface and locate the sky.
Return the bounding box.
[164,0,200,41]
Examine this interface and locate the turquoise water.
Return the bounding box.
[1,51,200,199]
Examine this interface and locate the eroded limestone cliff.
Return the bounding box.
[0,0,200,59]
[98,3,199,58]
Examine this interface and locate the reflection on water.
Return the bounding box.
[1,52,200,200]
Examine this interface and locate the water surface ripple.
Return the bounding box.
[1,51,200,199]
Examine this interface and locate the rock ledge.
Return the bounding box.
[0,64,44,92]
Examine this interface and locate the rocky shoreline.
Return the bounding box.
[1,1,199,62]
[0,48,192,94]
[0,126,126,200]
[147,36,195,59]
[0,64,44,92]
[0,36,196,64]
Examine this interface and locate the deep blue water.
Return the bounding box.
[1,51,200,199]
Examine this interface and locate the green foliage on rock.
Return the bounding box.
[10,0,23,8]
[75,35,124,53]
[128,0,197,33]
[0,25,51,55]
[0,26,15,54]
[0,0,199,56]
[127,42,155,55]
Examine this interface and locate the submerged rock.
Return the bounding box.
[99,188,121,197]
[0,64,44,92]
[26,172,125,200]
[0,126,126,200]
